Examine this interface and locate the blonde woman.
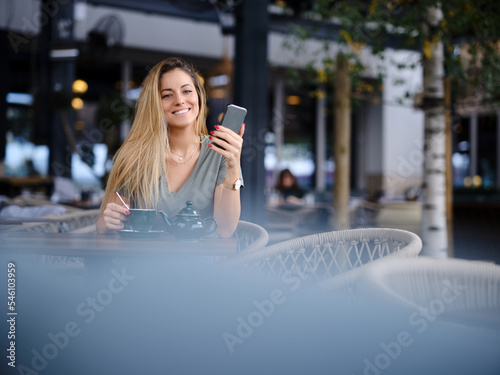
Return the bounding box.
[96,57,244,237]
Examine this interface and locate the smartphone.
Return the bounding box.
[219,104,247,133]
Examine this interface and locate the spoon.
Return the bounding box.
[115,192,130,209]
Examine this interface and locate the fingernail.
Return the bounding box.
[126,210,130,215]
[208,144,213,148]
[215,125,220,129]
[210,131,215,135]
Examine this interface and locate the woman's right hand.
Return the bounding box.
[101,202,130,231]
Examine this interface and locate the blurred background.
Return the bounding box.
[0,0,499,260]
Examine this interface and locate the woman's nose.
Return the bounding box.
[174,94,184,105]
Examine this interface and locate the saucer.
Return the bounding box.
[117,229,164,239]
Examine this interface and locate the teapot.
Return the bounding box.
[159,201,217,240]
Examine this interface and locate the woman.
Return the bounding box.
[276,168,305,205]
[97,57,244,237]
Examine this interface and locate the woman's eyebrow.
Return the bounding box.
[161,84,192,93]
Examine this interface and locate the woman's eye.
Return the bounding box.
[184,90,192,94]
[162,94,171,99]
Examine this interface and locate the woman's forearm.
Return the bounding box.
[208,123,245,237]
[213,184,241,238]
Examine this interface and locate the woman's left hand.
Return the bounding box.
[208,123,245,173]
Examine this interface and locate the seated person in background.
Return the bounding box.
[96,57,245,237]
[275,169,305,205]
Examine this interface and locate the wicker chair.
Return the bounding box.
[4,209,100,233]
[223,228,422,291]
[0,219,63,233]
[58,209,100,232]
[235,220,269,253]
[355,257,500,333]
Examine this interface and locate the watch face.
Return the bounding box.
[234,179,242,190]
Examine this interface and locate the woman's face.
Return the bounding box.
[160,68,199,130]
[282,173,294,188]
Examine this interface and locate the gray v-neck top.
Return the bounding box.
[158,135,243,219]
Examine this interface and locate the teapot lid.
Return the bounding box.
[177,201,199,217]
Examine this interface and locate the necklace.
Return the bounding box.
[169,153,195,166]
[170,142,198,162]
[169,142,200,166]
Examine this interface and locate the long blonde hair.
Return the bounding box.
[101,57,208,209]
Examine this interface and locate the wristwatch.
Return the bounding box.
[224,178,243,191]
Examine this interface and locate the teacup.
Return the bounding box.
[125,209,157,232]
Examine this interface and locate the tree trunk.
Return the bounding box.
[334,53,351,230]
[420,6,448,257]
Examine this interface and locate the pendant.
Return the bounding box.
[179,157,183,161]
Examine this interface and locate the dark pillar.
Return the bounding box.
[233,0,268,225]
[0,33,8,161]
[41,0,76,178]
[36,1,52,146]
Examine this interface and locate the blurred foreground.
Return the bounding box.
[1,253,498,375]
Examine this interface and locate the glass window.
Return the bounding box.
[477,114,497,189]
[452,117,471,187]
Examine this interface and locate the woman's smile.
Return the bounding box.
[172,108,190,115]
